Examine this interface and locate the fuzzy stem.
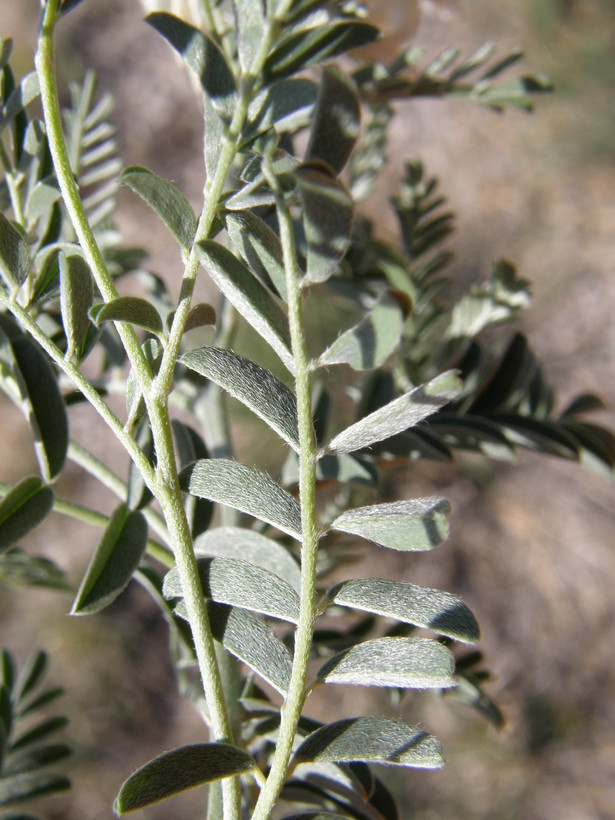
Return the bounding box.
[34,9,238,815]
[251,160,320,820]
[34,0,153,396]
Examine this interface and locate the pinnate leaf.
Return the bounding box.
[163,556,300,623]
[196,240,294,372]
[330,497,450,551]
[180,459,302,539]
[293,717,443,769]
[91,297,164,336]
[0,476,54,554]
[326,371,461,454]
[180,346,299,451]
[114,743,255,814]
[121,166,197,252]
[324,578,479,643]
[71,504,147,614]
[316,637,456,689]
[146,13,237,118]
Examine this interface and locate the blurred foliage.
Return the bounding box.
[525,0,615,162]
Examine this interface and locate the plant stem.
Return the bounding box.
[34,10,238,815]
[252,162,320,819]
[0,481,172,567]
[0,293,158,492]
[67,440,169,543]
[34,0,153,400]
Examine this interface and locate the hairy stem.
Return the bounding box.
[34,9,238,815]
[252,161,320,819]
[34,0,153,397]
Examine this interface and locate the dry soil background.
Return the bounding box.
[0,1,614,818]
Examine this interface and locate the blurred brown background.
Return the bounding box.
[1,0,614,817]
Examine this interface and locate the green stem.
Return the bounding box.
[34,0,153,395]
[0,482,171,566]
[252,161,320,819]
[67,440,169,544]
[142,13,295,814]
[34,13,239,816]
[0,294,158,492]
